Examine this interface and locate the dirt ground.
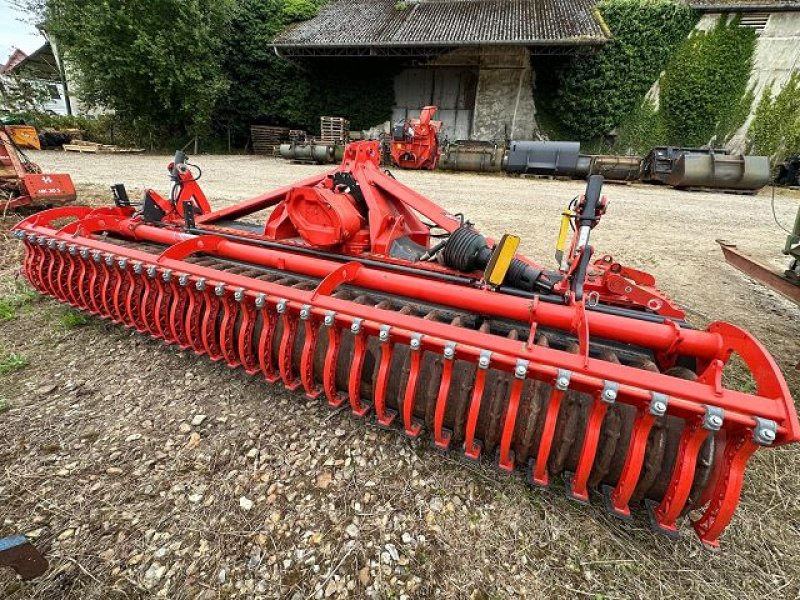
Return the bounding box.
[0,151,798,599]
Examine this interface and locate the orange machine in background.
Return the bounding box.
[390,106,442,170]
[1,127,75,211]
[5,125,41,150]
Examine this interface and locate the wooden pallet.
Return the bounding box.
[63,140,144,154]
[251,125,290,155]
[320,116,349,144]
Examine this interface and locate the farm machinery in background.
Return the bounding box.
[15,141,797,549]
[0,126,76,212]
[717,202,800,307]
[390,105,442,170]
[277,122,770,193]
[439,141,770,193]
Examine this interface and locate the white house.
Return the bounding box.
[0,42,72,116]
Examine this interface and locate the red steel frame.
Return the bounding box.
[12,143,798,549]
[1,129,76,210]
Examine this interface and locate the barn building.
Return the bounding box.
[273,0,608,141]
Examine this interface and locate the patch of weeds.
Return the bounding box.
[0,397,9,413]
[59,307,90,329]
[0,282,37,321]
[722,353,758,395]
[0,300,14,321]
[0,352,29,376]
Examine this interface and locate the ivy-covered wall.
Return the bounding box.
[539,0,697,140]
[537,2,760,154]
[659,16,756,147]
[748,72,800,165]
[616,15,756,153]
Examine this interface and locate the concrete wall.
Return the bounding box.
[724,12,800,152]
[471,47,537,141]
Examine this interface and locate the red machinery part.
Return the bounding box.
[20,173,77,206]
[12,142,798,549]
[1,128,76,211]
[391,105,443,170]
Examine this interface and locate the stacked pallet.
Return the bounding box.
[63,140,144,154]
[251,125,290,155]
[320,116,349,144]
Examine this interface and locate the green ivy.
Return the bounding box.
[213,0,395,145]
[660,16,756,146]
[748,72,800,164]
[615,99,666,154]
[545,0,696,139]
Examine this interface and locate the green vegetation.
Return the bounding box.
[544,0,697,140]
[58,307,91,329]
[47,0,235,138]
[540,4,757,153]
[748,72,800,165]
[0,351,29,376]
[615,99,666,154]
[659,15,756,146]
[616,15,756,152]
[0,397,9,413]
[216,0,394,145]
[34,0,393,148]
[0,283,37,321]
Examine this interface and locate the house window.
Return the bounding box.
[738,13,770,34]
[47,84,60,100]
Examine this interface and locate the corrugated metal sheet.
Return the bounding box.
[274,0,607,48]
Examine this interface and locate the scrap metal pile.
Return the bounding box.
[12,141,798,548]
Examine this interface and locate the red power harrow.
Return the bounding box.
[12,142,798,548]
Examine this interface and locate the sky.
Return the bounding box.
[0,0,45,63]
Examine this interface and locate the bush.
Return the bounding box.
[616,98,667,154]
[283,0,323,21]
[660,15,756,146]
[748,72,800,164]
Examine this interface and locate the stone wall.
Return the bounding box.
[471,47,537,141]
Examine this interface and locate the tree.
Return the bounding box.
[213,0,314,141]
[43,0,234,137]
[0,74,53,112]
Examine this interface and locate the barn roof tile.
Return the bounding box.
[273,0,608,49]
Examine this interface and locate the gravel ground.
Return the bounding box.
[0,151,798,599]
